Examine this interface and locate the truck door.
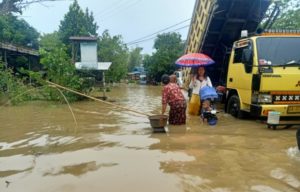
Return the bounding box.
[227,40,254,109]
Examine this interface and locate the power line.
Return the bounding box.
[100,0,143,21]
[98,0,132,19]
[95,0,128,17]
[126,24,190,46]
[125,18,191,45]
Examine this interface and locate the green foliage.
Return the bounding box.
[39,32,63,51]
[273,10,300,29]
[98,30,129,82]
[84,8,98,36]
[39,30,95,102]
[0,1,102,104]
[0,14,39,48]
[0,62,38,104]
[0,0,65,15]
[144,32,184,81]
[0,0,21,14]
[272,0,300,29]
[128,47,143,71]
[58,0,98,45]
[39,45,85,102]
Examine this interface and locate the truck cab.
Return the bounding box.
[226,31,300,117]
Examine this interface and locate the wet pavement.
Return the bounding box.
[0,84,299,192]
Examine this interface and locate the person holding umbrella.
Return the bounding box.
[175,53,215,116]
[188,67,212,115]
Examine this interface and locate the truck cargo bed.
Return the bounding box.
[200,0,271,85]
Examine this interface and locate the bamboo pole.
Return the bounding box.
[46,81,151,117]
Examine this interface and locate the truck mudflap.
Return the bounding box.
[250,104,300,117]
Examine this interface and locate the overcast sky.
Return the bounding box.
[21,0,195,54]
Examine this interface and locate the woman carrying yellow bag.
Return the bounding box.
[188,67,212,115]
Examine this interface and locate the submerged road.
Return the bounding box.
[0,84,299,192]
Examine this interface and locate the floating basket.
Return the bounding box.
[148,115,168,128]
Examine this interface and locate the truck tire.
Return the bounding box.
[227,95,243,118]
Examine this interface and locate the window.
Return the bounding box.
[233,41,252,63]
[233,41,254,73]
[257,37,300,66]
[233,47,244,63]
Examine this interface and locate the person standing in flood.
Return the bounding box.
[161,74,186,125]
[188,67,212,115]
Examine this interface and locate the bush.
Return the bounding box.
[0,62,38,104]
[40,45,92,102]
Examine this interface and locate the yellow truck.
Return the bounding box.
[226,31,300,118]
[184,0,300,118]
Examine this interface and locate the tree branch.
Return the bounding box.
[0,0,70,15]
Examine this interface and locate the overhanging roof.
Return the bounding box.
[69,36,98,42]
[0,42,39,57]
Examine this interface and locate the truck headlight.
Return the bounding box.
[252,93,272,104]
[257,94,272,103]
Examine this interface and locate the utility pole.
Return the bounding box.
[102,71,106,100]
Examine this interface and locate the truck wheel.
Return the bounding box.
[227,95,243,118]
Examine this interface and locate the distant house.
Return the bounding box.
[127,66,147,83]
[133,66,145,73]
[69,36,112,82]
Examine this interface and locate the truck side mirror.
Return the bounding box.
[242,49,253,73]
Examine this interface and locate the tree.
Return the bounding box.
[144,32,184,81]
[84,8,98,36]
[0,14,39,48]
[98,30,129,82]
[39,31,63,51]
[143,53,155,79]
[273,10,300,29]
[128,47,143,72]
[39,44,85,101]
[272,0,300,29]
[58,0,98,45]
[0,0,67,15]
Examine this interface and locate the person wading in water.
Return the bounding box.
[161,74,186,125]
[188,67,212,115]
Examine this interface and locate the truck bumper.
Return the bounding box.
[250,104,300,117]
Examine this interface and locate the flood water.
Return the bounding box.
[0,84,300,192]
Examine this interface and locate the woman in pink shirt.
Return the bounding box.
[161,74,186,125]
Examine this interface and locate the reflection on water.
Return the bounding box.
[0,84,299,192]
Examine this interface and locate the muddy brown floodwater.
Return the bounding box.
[0,84,300,192]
